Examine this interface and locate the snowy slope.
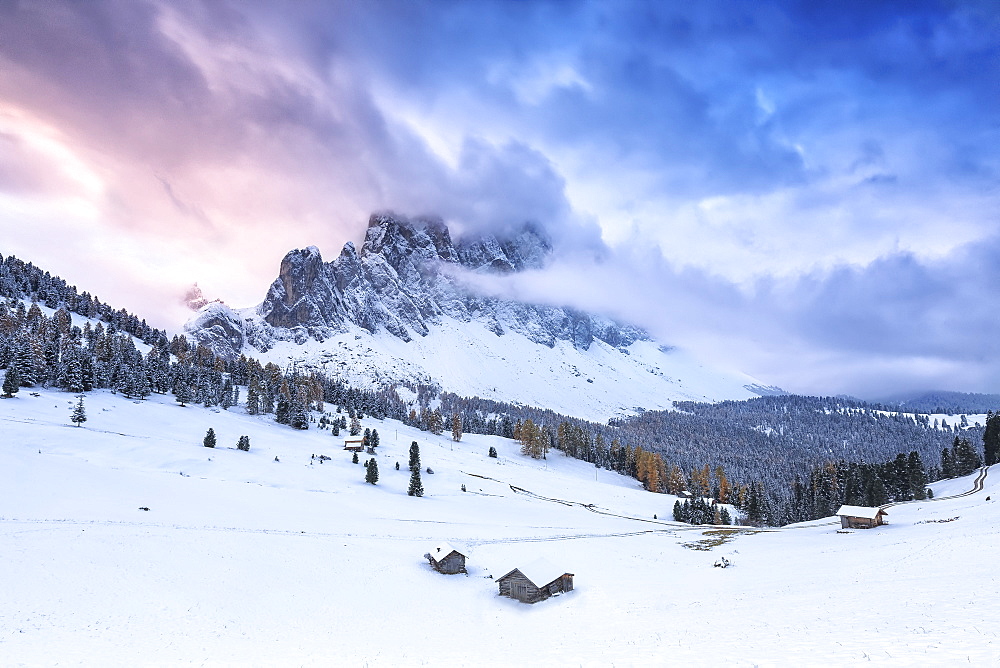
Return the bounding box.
[2,387,998,666]
[252,319,763,422]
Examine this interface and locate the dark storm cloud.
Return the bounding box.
[0,0,581,316]
[0,0,997,396]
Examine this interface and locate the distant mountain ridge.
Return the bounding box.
[878,390,1000,415]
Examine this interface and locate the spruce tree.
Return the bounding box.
[451,413,463,442]
[65,358,84,393]
[488,446,498,458]
[352,451,359,464]
[246,382,260,415]
[2,364,20,398]
[719,507,733,525]
[941,446,954,478]
[407,441,423,496]
[70,395,87,427]
[290,395,308,430]
[204,428,216,448]
[365,458,379,484]
[275,397,290,425]
[408,466,424,497]
[175,380,193,407]
[907,451,928,500]
[237,435,250,451]
[984,411,1000,466]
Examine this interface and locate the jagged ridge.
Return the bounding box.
[191,214,646,360]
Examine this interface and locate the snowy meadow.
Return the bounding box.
[2,387,998,666]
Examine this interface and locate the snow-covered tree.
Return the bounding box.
[408,441,424,497]
[365,458,379,485]
[2,364,20,398]
[70,395,87,427]
[204,428,216,448]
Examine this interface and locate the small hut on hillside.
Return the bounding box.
[344,439,364,452]
[497,558,574,604]
[424,542,467,574]
[836,505,888,529]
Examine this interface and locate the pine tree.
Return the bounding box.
[371,429,379,448]
[953,437,983,475]
[2,364,20,398]
[174,378,193,407]
[409,441,421,472]
[365,458,379,484]
[70,395,87,427]
[246,381,261,415]
[488,446,498,458]
[408,466,424,497]
[220,378,234,409]
[352,451,359,464]
[275,397,290,424]
[290,394,309,430]
[984,411,1000,466]
[237,435,250,451]
[64,358,84,394]
[907,451,928,500]
[350,414,361,436]
[451,413,463,442]
[941,446,954,478]
[408,441,424,496]
[204,428,216,448]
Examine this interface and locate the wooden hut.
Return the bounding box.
[497,558,574,604]
[836,505,888,529]
[424,542,467,574]
[343,439,364,452]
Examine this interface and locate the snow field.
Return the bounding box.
[2,387,999,666]
[254,319,761,422]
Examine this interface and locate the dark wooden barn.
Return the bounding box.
[424,542,467,574]
[343,439,364,452]
[836,505,888,529]
[497,558,574,604]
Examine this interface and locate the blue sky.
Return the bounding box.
[0,0,998,397]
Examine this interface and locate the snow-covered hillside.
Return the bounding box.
[2,388,998,665]
[249,320,764,422]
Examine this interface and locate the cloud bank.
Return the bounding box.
[0,0,997,397]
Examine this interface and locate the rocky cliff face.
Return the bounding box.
[188,214,646,359]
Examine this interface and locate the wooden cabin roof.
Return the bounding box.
[428,542,465,562]
[836,505,887,519]
[498,558,573,588]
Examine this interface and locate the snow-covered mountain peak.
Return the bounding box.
[185,213,775,418]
